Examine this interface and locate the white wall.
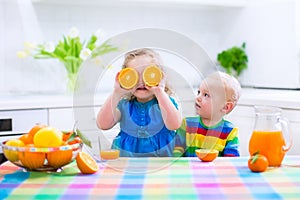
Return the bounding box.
[0,0,299,95]
[232,0,299,89]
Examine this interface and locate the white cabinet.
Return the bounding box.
[0,109,48,134]
[48,108,74,131]
[48,106,100,131]
[48,106,119,156]
[225,105,255,156]
[1,88,299,157]
[0,109,48,153]
[48,106,101,152]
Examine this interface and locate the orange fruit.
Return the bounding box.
[3,139,25,162]
[76,151,99,174]
[19,144,46,169]
[118,67,139,89]
[195,149,219,162]
[19,134,32,145]
[62,131,74,142]
[68,136,82,145]
[248,153,269,172]
[28,124,47,144]
[33,127,63,147]
[142,65,162,87]
[47,149,73,168]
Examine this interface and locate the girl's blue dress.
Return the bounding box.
[112,97,178,157]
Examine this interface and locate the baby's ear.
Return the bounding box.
[223,102,235,114]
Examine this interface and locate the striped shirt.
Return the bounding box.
[174,116,240,157]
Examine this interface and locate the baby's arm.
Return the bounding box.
[223,128,240,157]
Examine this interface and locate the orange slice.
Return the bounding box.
[195,149,219,162]
[76,151,99,174]
[143,65,162,87]
[118,68,139,89]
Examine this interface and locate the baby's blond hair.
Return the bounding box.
[206,71,241,106]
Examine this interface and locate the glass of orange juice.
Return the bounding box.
[98,135,120,161]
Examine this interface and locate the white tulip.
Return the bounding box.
[68,27,79,38]
[16,51,28,58]
[24,42,36,50]
[95,29,107,45]
[44,42,55,53]
[80,48,92,60]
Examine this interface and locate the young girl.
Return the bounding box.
[173,71,241,157]
[97,48,181,157]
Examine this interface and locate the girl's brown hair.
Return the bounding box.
[122,48,173,96]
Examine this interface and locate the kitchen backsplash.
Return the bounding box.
[1,0,299,94]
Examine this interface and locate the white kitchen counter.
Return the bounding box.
[1,88,300,156]
[0,92,110,111]
[0,88,300,111]
[238,88,300,110]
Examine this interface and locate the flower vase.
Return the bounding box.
[67,72,78,93]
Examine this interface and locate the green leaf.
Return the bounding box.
[75,129,92,148]
[92,41,118,58]
[217,42,248,77]
[22,28,118,79]
[250,151,260,164]
[86,35,97,50]
[66,132,76,143]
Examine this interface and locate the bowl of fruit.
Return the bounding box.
[1,124,83,172]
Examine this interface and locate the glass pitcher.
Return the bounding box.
[249,106,292,167]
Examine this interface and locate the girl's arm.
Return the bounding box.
[151,86,182,130]
[149,73,181,130]
[97,74,131,130]
[173,118,187,157]
[97,92,122,130]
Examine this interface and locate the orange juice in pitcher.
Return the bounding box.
[249,106,292,167]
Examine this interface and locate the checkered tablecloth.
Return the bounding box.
[1,156,300,199]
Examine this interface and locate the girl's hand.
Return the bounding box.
[146,71,166,95]
[113,72,133,97]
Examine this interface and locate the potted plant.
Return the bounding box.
[17,27,118,92]
[217,42,248,77]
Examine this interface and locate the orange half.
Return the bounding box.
[143,65,162,87]
[195,149,219,162]
[76,151,99,174]
[118,68,139,89]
